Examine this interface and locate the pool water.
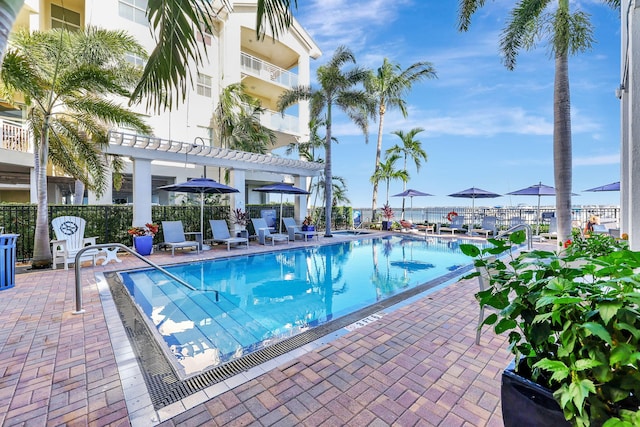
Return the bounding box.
[119,235,485,377]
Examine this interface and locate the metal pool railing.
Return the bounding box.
[72,243,216,315]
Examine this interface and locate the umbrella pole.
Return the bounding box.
[410,197,413,222]
[279,193,283,234]
[537,195,541,235]
[200,192,205,249]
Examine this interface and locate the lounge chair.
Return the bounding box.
[260,209,277,232]
[251,218,289,245]
[510,217,526,228]
[51,216,100,270]
[282,217,319,242]
[159,221,200,256]
[209,219,248,251]
[439,215,466,235]
[471,216,497,238]
[540,217,557,239]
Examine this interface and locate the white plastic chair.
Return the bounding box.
[51,216,99,270]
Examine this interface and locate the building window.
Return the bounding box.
[125,53,146,68]
[196,24,213,46]
[119,0,148,25]
[197,74,212,97]
[51,4,81,31]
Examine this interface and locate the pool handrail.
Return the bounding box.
[495,223,533,251]
[73,243,196,315]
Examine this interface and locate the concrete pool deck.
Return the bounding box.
[0,231,556,426]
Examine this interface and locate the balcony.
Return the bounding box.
[241,53,298,88]
[243,103,299,134]
[1,119,30,153]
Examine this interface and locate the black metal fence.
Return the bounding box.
[0,204,354,262]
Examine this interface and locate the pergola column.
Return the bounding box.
[229,169,246,213]
[132,158,152,226]
[295,176,309,222]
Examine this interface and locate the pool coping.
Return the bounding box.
[97,240,477,425]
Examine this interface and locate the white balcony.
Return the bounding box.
[0,119,31,153]
[241,52,298,88]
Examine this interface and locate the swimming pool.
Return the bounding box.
[118,235,486,379]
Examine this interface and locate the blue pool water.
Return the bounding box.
[119,235,486,377]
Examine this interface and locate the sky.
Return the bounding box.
[273,0,622,210]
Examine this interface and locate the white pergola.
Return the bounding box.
[105,131,323,226]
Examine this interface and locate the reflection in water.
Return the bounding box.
[120,235,485,376]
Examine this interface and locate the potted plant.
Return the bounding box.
[127,223,158,256]
[302,215,315,238]
[381,203,394,231]
[460,231,640,427]
[231,208,249,235]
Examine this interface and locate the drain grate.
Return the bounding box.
[104,265,471,409]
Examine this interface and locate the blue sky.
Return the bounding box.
[274,0,622,210]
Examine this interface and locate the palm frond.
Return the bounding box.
[500,0,550,70]
[256,0,298,39]
[458,0,487,31]
[132,0,216,112]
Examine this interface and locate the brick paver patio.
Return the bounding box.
[0,232,519,426]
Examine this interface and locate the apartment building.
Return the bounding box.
[0,0,322,221]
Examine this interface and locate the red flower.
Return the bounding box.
[564,239,572,248]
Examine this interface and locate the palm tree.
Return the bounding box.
[0,27,150,268]
[386,127,428,219]
[370,153,409,206]
[458,0,619,242]
[366,58,436,220]
[214,83,276,153]
[278,46,370,237]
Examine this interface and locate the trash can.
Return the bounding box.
[0,234,19,291]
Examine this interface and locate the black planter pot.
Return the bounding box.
[502,360,570,427]
[382,220,392,231]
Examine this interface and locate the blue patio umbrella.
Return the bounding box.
[253,183,310,233]
[392,189,434,221]
[159,178,239,248]
[448,187,501,226]
[507,182,560,234]
[584,181,620,192]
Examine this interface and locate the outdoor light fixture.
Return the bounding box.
[616,84,625,99]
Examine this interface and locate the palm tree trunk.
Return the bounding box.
[554,51,572,243]
[32,130,52,268]
[325,107,333,237]
[401,155,407,220]
[371,109,385,220]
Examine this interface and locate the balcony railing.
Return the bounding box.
[1,119,30,153]
[243,103,299,134]
[241,52,298,88]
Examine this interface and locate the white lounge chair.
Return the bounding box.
[439,215,466,235]
[540,217,558,239]
[251,218,289,245]
[282,217,319,242]
[51,216,100,270]
[209,219,248,251]
[159,221,200,256]
[471,216,497,238]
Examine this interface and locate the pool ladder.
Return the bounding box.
[73,243,218,315]
[494,223,533,251]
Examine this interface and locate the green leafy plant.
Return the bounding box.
[461,231,640,427]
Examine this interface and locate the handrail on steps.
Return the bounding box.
[73,243,202,315]
[495,223,533,251]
